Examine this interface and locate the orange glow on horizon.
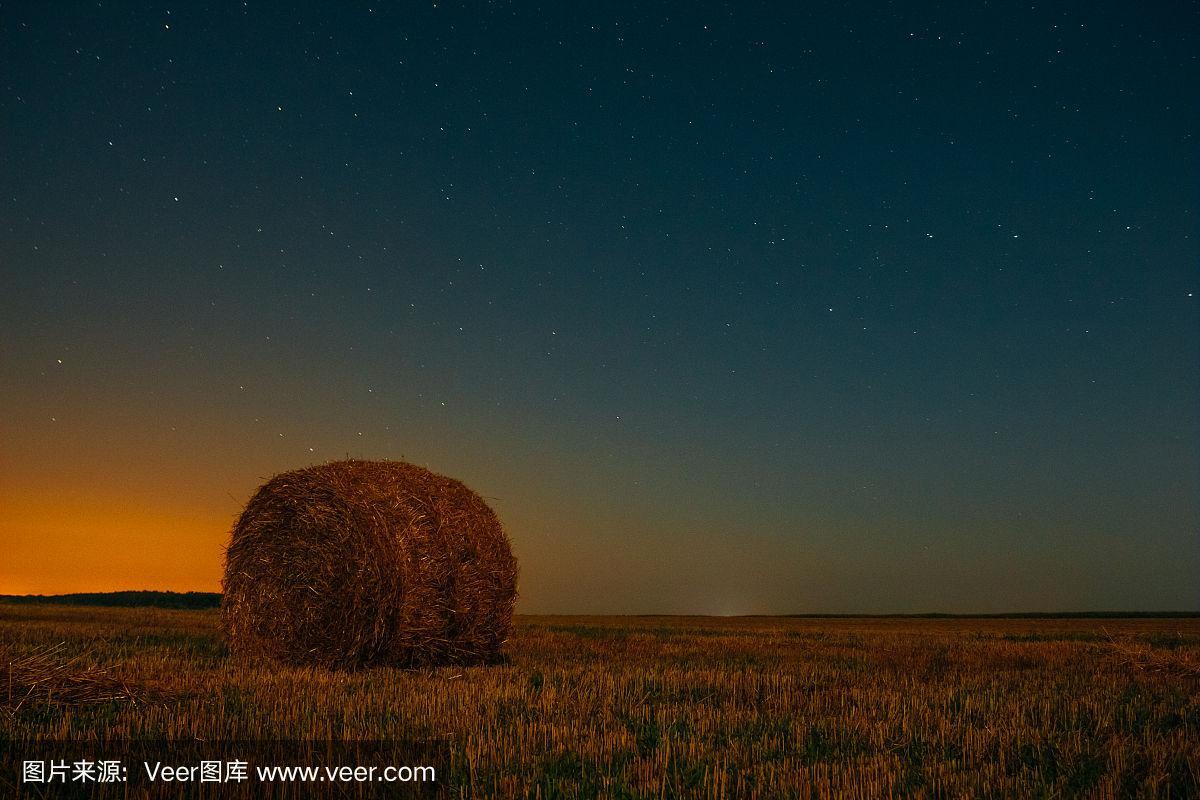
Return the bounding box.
[0,489,230,596]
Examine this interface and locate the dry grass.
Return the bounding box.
[2,604,1198,797]
[1105,630,1200,680]
[222,459,518,670]
[2,641,154,710]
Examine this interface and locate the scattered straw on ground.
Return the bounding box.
[2,642,153,710]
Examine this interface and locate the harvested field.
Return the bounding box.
[1,604,1197,797]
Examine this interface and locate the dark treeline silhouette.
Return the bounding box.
[0,592,1195,617]
[0,591,220,609]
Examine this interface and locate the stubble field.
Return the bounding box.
[1,603,1198,798]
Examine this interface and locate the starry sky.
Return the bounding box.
[2,1,1197,613]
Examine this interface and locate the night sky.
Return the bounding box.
[2,1,1196,613]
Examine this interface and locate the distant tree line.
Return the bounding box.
[0,591,221,609]
[0,593,1194,617]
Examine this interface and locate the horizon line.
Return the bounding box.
[1,590,1197,618]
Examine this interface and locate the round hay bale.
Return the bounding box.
[222,459,518,669]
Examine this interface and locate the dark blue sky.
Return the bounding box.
[2,1,1197,611]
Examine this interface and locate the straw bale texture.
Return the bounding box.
[222,460,517,669]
